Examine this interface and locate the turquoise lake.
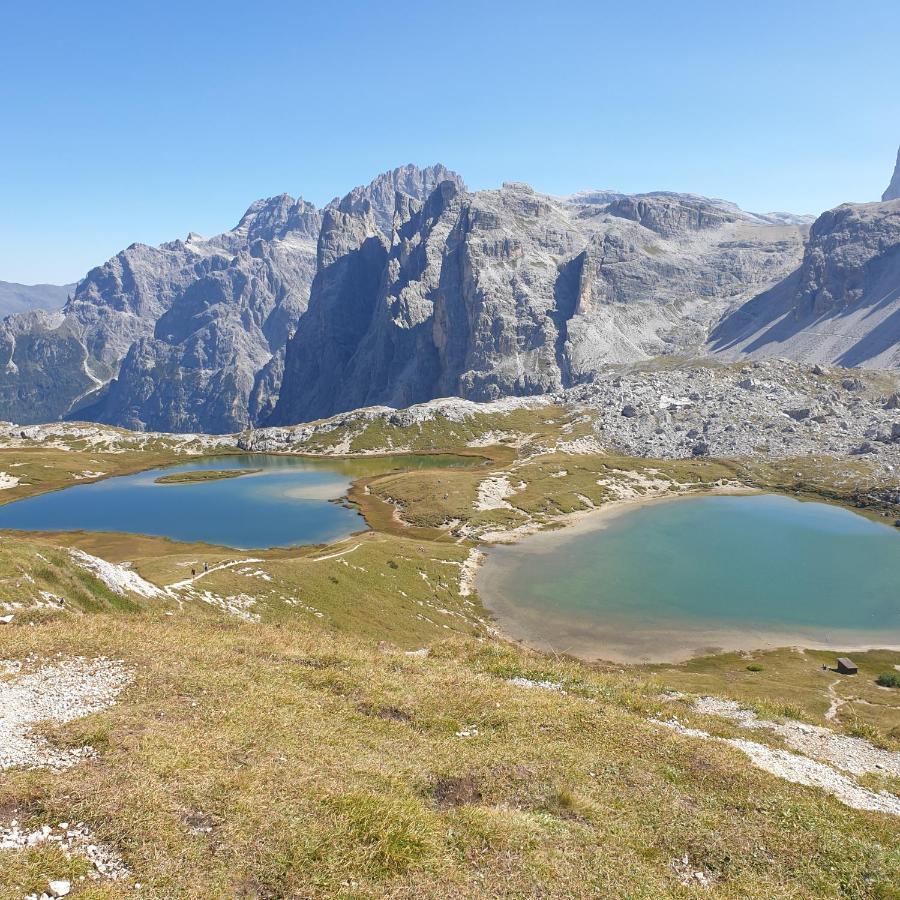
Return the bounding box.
[477,493,900,662]
[0,454,479,549]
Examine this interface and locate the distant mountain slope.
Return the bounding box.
[0,198,321,429]
[707,199,900,367]
[0,165,464,431]
[0,281,74,317]
[3,154,900,434]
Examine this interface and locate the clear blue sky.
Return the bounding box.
[2,0,898,284]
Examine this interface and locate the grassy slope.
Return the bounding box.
[0,447,186,505]
[0,412,898,897]
[2,615,899,899]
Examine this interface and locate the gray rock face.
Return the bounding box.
[708,200,900,367]
[77,195,326,432]
[269,182,808,424]
[326,163,465,236]
[3,161,899,435]
[0,167,458,432]
[883,145,900,202]
[0,197,319,430]
[0,281,74,317]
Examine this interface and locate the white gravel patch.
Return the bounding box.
[458,548,484,597]
[189,589,259,621]
[0,471,20,490]
[475,474,516,511]
[165,557,263,590]
[0,657,132,771]
[555,436,605,455]
[234,567,273,581]
[69,550,163,599]
[691,695,900,777]
[654,716,900,816]
[506,677,564,692]
[2,819,130,884]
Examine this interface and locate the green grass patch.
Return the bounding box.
[154,468,261,484]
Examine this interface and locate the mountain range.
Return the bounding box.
[1,154,898,433]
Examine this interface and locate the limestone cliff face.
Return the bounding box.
[708,200,900,367]
[883,146,900,202]
[0,166,459,431]
[326,163,465,236]
[4,160,899,434]
[270,183,808,424]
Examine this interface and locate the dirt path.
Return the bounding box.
[165,558,262,590]
[825,679,846,721]
[310,543,362,562]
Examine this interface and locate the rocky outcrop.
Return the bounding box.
[4,161,900,434]
[0,166,460,432]
[250,359,900,480]
[326,163,465,236]
[269,182,808,424]
[708,200,900,367]
[883,146,900,202]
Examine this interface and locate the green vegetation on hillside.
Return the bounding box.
[0,413,898,897]
[154,468,261,484]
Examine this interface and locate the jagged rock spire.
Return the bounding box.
[883,145,900,201]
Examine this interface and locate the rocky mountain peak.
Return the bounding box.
[330,163,466,235]
[234,194,321,244]
[3,160,898,434]
[883,145,900,202]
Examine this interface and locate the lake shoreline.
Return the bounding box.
[475,487,900,665]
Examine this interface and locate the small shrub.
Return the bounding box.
[746,663,764,673]
[845,719,882,743]
[875,672,900,688]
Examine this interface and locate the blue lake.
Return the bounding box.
[0,453,477,549]
[477,493,900,662]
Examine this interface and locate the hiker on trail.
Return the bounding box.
[191,567,196,577]
[204,562,208,572]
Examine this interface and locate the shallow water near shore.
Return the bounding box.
[478,494,900,663]
[0,453,479,548]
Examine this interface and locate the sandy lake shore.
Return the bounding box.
[473,486,900,665]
